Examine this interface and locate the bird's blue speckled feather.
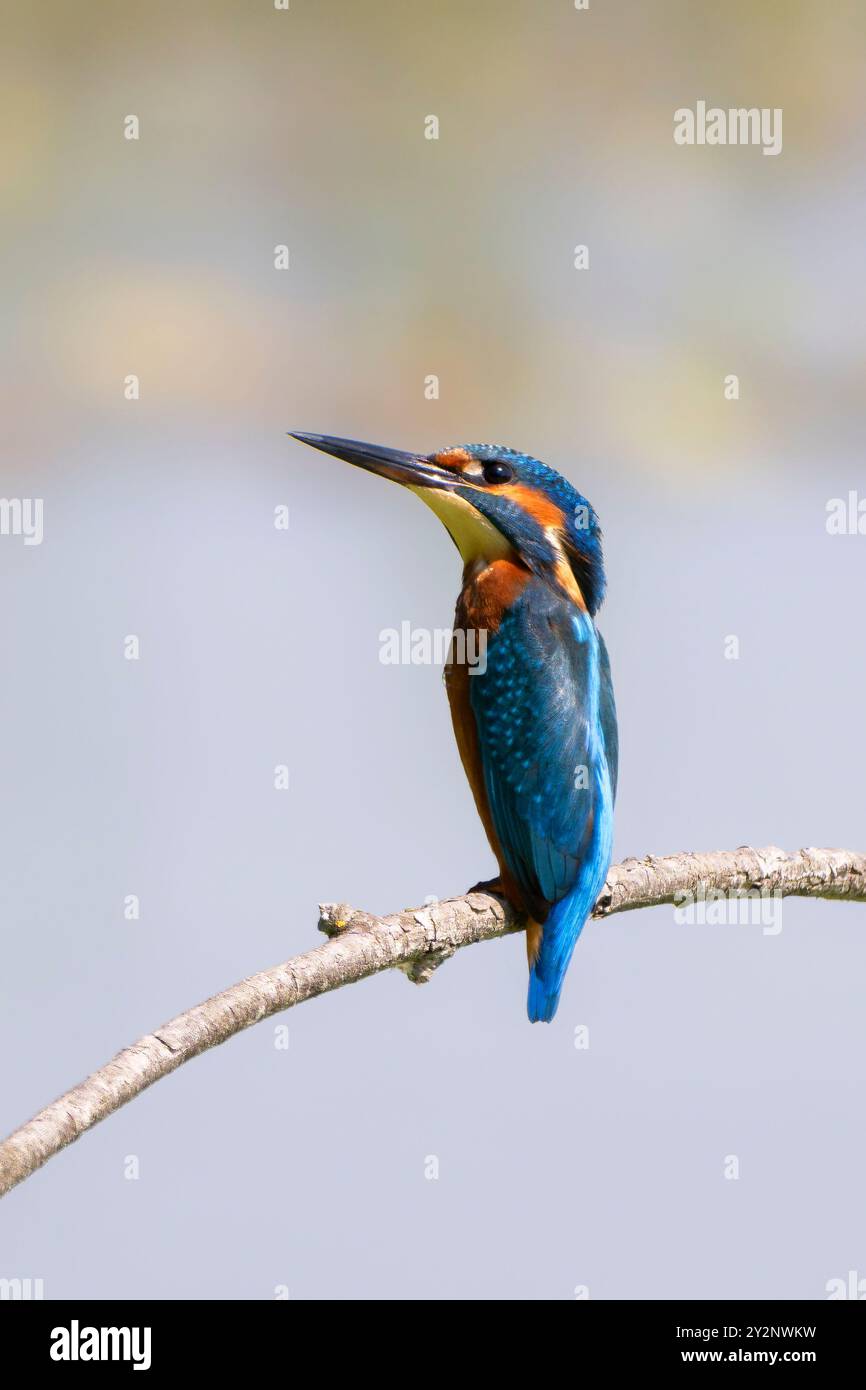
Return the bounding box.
[469,578,617,1020]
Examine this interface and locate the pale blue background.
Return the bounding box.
[1,0,864,1299]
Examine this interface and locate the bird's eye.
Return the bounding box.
[482,460,513,485]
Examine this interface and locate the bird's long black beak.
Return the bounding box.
[289,432,459,490]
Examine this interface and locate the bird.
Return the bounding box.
[291,433,618,1022]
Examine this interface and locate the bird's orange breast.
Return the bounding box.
[455,556,531,633]
[444,558,542,921]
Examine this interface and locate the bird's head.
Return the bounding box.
[291,433,606,615]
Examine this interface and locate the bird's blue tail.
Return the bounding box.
[527,963,564,1023]
[527,863,608,1023]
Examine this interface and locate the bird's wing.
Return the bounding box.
[597,630,619,801]
[469,579,616,912]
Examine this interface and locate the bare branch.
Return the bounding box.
[1,845,863,1199]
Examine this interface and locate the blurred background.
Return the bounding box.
[1,0,864,1299]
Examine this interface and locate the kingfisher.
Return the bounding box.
[291,433,618,1022]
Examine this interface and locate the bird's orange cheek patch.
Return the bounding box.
[497,484,565,530]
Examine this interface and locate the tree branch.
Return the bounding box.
[1,845,864,1199]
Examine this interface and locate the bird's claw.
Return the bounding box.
[467,875,505,898]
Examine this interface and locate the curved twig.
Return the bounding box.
[1,845,864,1199]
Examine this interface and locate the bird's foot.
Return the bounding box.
[467,874,506,898]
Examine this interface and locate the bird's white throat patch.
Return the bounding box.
[409,486,513,564]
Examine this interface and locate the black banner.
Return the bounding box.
[5,1298,863,1374]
